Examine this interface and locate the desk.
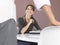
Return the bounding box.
[17,34,40,45]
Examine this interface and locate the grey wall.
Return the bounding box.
[15,0,60,29]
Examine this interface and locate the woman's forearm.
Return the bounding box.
[21,22,31,34]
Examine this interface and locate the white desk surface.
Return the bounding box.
[17,34,40,43]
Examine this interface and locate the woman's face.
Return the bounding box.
[25,6,34,18]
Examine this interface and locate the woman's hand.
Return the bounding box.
[21,30,25,34]
[29,19,34,24]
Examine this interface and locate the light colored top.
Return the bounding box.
[0,0,16,23]
[17,34,40,43]
[38,26,60,45]
[33,0,51,11]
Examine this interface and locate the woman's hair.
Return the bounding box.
[25,4,35,11]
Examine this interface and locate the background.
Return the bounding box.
[15,0,60,29]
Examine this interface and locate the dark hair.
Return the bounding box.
[25,4,35,11]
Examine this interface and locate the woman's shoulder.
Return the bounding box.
[18,16,25,20]
[17,17,23,22]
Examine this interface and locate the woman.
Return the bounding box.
[17,4,41,34]
[17,4,41,45]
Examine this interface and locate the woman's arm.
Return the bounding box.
[21,19,33,34]
[42,5,60,26]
